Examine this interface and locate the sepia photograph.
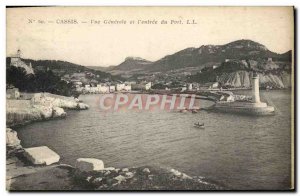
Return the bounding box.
[5,6,294,191]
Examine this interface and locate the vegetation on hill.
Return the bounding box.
[19,58,123,81]
[7,66,79,97]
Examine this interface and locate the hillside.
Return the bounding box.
[14,58,120,81]
[188,59,291,88]
[147,39,291,72]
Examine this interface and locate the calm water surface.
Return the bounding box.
[17,90,292,190]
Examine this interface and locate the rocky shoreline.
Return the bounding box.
[6,92,223,191]
[7,125,223,190]
[7,92,89,127]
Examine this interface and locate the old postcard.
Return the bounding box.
[6,6,294,191]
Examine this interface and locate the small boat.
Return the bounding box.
[194,123,205,129]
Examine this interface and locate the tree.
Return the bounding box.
[6,66,77,97]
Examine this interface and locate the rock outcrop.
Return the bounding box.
[31,93,89,110]
[75,158,105,172]
[6,93,88,127]
[73,166,223,190]
[6,104,44,127]
[6,128,21,155]
[23,146,60,165]
[53,107,67,118]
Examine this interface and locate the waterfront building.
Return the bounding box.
[200,82,219,89]
[116,84,124,91]
[132,82,152,91]
[187,83,193,90]
[145,82,152,90]
[212,65,219,69]
[109,86,116,92]
[84,84,91,91]
[98,85,109,93]
[124,84,132,91]
[90,87,98,93]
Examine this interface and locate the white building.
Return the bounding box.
[187,83,193,90]
[109,86,116,92]
[210,82,219,89]
[99,85,109,93]
[145,82,152,90]
[212,65,219,69]
[116,84,125,91]
[10,49,34,75]
[90,87,98,93]
[124,84,132,91]
[84,84,91,91]
[132,82,152,91]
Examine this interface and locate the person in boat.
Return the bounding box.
[196,122,204,126]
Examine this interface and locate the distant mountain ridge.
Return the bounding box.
[89,39,292,75]
[147,39,291,72]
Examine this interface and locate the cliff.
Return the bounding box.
[217,71,291,88]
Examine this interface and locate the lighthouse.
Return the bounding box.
[213,71,275,115]
[252,72,261,103]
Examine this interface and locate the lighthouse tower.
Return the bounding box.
[252,72,261,103]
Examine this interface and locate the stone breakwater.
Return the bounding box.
[6,92,89,127]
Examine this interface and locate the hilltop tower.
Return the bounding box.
[252,72,261,103]
[10,49,34,75]
[11,49,22,64]
[16,49,21,58]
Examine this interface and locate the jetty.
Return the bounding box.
[211,73,275,115]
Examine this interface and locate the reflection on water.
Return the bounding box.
[17,90,291,190]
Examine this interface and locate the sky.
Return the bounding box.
[7,7,294,67]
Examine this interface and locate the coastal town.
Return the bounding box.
[5,49,223,99]
[7,47,291,102]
